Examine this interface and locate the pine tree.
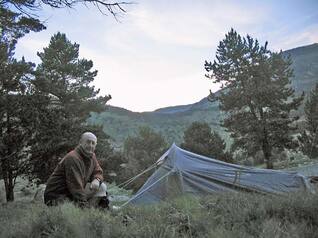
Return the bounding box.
[181,121,231,162]
[205,29,303,169]
[0,4,46,201]
[0,0,121,199]
[0,3,45,41]
[298,83,318,158]
[0,42,36,201]
[28,33,111,183]
[123,126,167,191]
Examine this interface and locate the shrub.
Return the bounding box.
[1,192,318,237]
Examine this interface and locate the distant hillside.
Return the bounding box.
[284,43,318,94]
[88,43,318,147]
[154,96,213,114]
[88,99,225,147]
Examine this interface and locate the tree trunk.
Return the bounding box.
[5,179,14,201]
[263,148,273,169]
[263,141,274,169]
[3,103,15,201]
[2,166,14,202]
[309,127,318,159]
[262,131,273,169]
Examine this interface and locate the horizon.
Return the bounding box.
[118,42,318,113]
[15,0,318,112]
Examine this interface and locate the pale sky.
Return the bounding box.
[15,0,318,112]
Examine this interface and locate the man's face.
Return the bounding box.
[80,137,97,155]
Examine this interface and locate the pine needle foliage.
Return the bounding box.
[205,29,303,168]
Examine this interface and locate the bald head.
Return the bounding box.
[80,132,97,143]
[79,132,97,155]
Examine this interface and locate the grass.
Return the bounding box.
[1,192,318,238]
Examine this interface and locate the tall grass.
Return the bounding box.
[1,192,317,237]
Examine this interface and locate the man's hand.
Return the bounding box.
[90,178,100,191]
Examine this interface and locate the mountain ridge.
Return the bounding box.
[88,43,318,146]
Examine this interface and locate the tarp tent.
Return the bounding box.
[126,144,312,205]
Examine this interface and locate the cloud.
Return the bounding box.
[13,1,318,112]
[129,1,268,48]
[270,24,318,51]
[15,36,48,63]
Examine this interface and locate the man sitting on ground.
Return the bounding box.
[44,132,109,208]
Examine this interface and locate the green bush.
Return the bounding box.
[1,192,318,237]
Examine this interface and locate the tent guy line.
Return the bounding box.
[124,144,313,206]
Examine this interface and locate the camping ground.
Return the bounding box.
[1,159,318,238]
[1,1,318,236]
[1,190,318,237]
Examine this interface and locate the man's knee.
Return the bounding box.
[94,182,107,197]
[97,183,109,209]
[84,182,107,196]
[85,182,109,208]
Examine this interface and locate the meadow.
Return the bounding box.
[1,191,317,238]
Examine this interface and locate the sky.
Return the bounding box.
[15,0,318,112]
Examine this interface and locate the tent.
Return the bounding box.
[125,144,312,205]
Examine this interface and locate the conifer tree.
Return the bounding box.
[181,122,231,162]
[205,29,303,169]
[0,0,121,199]
[29,33,111,183]
[0,7,46,200]
[123,126,167,191]
[0,41,36,201]
[298,83,318,158]
[0,2,45,41]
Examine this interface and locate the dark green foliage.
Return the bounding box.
[28,33,112,183]
[35,32,102,114]
[298,83,318,158]
[0,0,125,201]
[0,0,46,201]
[88,100,226,147]
[91,126,113,160]
[0,2,45,47]
[0,35,38,201]
[181,121,232,162]
[123,126,168,191]
[205,29,303,169]
[98,151,128,185]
